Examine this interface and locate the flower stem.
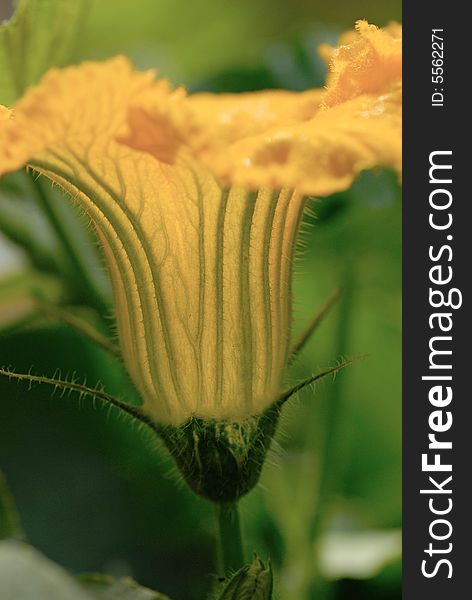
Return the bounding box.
[310,264,354,541]
[216,502,245,575]
[34,300,122,360]
[308,263,355,599]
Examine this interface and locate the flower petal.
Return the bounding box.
[118,87,324,164]
[186,88,325,146]
[197,85,402,196]
[0,105,11,121]
[322,20,402,107]
[120,21,402,197]
[0,57,302,425]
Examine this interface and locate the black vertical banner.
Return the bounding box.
[403,2,470,598]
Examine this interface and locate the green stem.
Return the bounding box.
[308,264,355,600]
[216,502,245,575]
[34,300,121,360]
[289,286,342,365]
[310,265,354,543]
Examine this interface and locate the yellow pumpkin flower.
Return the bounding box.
[0,21,401,427]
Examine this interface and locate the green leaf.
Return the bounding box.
[0,0,89,105]
[0,541,173,600]
[217,555,273,600]
[78,574,172,600]
[0,472,24,540]
[0,540,93,600]
[0,271,64,333]
[0,171,27,196]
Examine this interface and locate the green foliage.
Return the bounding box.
[0,540,172,600]
[0,474,172,598]
[0,472,24,540]
[0,540,93,600]
[0,271,64,333]
[78,573,171,599]
[0,0,89,104]
[72,0,401,86]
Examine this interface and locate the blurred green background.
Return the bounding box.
[0,1,401,599]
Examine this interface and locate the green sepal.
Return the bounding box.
[216,555,273,600]
[157,403,282,503]
[156,358,356,503]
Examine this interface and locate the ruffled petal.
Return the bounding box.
[322,20,402,107]
[193,85,401,196]
[0,56,155,171]
[120,21,402,197]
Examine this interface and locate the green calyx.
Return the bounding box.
[216,555,273,599]
[157,402,282,503]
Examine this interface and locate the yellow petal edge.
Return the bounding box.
[120,20,402,195]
